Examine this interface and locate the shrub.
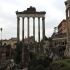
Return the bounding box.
[30,66,35,70]
[28,54,52,70]
[38,58,43,65]
[28,60,33,70]
[43,57,52,67]
[43,59,50,67]
[28,58,37,70]
[34,65,46,70]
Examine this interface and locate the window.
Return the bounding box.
[65,42,67,45]
[63,42,64,45]
[4,43,6,45]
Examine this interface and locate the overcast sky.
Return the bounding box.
[0,0,66,41]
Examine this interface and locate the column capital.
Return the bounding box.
[38,17,40,19]
[22,17,25,19]
[33,17,35,19]
[27,16,29,19]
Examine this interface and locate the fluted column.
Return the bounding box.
[28,17,30,44]
[22,17,24,62]
[17,17,20,44]
[38,17,40,43]
[33,17,35,42]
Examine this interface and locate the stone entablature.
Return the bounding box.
[16,12,46,14]
[16,6,46,18]
[16,14,45,18]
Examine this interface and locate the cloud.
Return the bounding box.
[0,0,66,42]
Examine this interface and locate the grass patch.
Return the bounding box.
[48,59,70,70]
[52,59,70,67]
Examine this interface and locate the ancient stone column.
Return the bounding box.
[66,10,69,45]
[17,17,20,44]
[38,17,40,43]
[22,17,24,43]
[69,9,70,44]
[42,17,45,41]
[43,17,45,41]
[28,17,30,44]
[38,17,40,52]
[33,17,35,42]
[22,17,24,62]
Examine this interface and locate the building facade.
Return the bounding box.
[52,19,67,52]
[58,19,66,34]
[2,38,17,49]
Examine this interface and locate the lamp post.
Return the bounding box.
[0,28,3,46]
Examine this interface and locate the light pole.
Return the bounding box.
[0,28,3,46]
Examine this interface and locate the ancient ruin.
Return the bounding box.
[16,6,46,62]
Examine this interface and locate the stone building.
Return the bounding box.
[0,38,17,63]
[58,19,66,34]
[52,19,67,52]
[0,45,11,63]
[2,38,17,49]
